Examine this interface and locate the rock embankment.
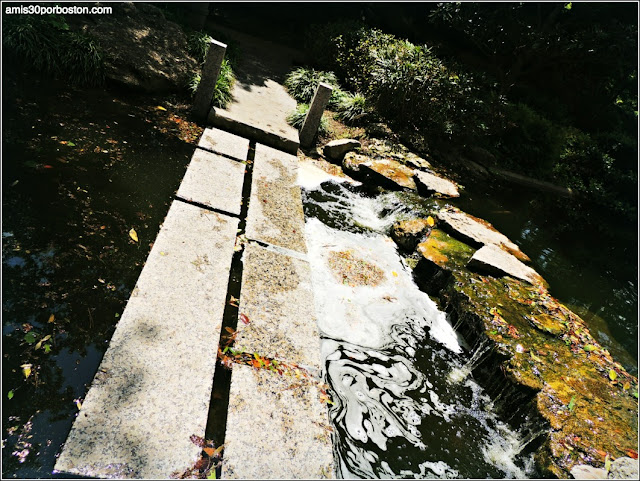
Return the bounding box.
[318,136,639,478]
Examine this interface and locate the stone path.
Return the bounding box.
[55,127,333,478]
[204,24,301,154]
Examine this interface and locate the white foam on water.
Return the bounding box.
[306,217,462,353]
[296,160,361,190]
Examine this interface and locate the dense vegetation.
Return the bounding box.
[299,3,637,226]
[2,14,105,86]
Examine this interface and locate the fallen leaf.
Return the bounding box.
[392,271,398,277]
[609,369,617,381]
[203,447,215,457]
[8,390,14,400]
[48,314,55,323]
[426,216,435,227]
[156,106,167,111]
[239,313,250,325]
[129,228,139,242]
[21,364,32,379]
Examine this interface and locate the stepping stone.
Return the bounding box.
[235,243,321,370]
[468,244,547,287]
[323,138,360,162]
[437,208,530,262]
[176,148,245,216]
[55,201,239,479]
[222,364,334,479]
[361,158,417,191]
[198,127,250,161]
[414,170,459,198]
[246,143,307,253]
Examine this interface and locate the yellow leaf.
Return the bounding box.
[392,271,398,277]
[623,381,631,390]
[156,106,167,111]
[21,364,32,379]
[426,216,435,227]
[48,314,55,323]
[609,369,617,381]
[129,228,139,242]
[75,399,82,410]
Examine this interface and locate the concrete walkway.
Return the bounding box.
[55,127,333,478]
[204,24,302,154]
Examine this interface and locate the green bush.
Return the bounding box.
[334,92,370,125]
[286,103,329,135]
[284,67,344,108]
[496,103,566,172]
[3,15,104,86]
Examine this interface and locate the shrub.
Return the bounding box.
[286,103,329,135]
[334,92,370,125]
[496,103,566,172]
[284,67,343,108]
[2,15,104,86]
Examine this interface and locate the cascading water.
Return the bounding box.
[298,163,540,478]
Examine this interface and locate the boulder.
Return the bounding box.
[414,170,460,198]
[437,207,530,262]
[468,244,547,287]
[360,159,416,191]
[68,3,199,93]
[608,457,639,479]
[323,139,360,162]
[342,152,371,174]
[366,138,431,170]
[570,465,608,479]
[391,219,432,251]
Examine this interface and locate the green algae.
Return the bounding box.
[412,231,638,478]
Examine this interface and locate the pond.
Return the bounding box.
[2,75,636,477]
[2,73,201,478]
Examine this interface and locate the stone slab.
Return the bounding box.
[222,364,334,479]
[246,143,308,253]
[54,201,239,479]
[323,138,360,162]
[414,170,459,198]
[235,243,321,370]
[204,24,301,154]
[437,207,530,262]
[176,148,245,216]
[198,127,250,161]
[468,244,547,287]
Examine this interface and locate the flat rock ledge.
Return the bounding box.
[437,207,530,262]
[414,170,460,198]
[469,244,547,287]
[408,228,638,478]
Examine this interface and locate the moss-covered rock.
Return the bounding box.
[412,229,638,478]
[391,218,432,251]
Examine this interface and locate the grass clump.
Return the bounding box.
[286,103,329,136]
[3,15,104,86]
[284,67,344,109]
[334,92,370,125]
[186,30,237,109]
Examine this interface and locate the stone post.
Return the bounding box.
[193,39,227,122]
[299,82,333,148]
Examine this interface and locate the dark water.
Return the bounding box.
[300,169,636,478]
[448,177,638,374]
[302,179,541,478]
[2,74,199,477]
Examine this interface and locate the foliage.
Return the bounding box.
[334,92,370,125]
[286,103,329,135]
[284,67,344,108]
[188,58,235,109]
[496,103,566,172]
[2,15,104,86]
